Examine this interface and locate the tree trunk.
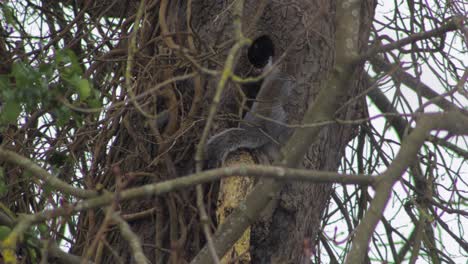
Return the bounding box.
[70,0,376,263]
[247,2,376,262]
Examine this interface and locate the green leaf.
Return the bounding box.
[12,61,36,88]
[71,77,91,100]
[79,79,91,100]
[1,5,19,31]
[1,100,21,124]
[0,75,9,90]
[0,168,6,197]
[38,63,54,79]
[88,97,102,109]
[54,105,72,127]
[37,224,48,234]
[49,151,68,167]
[0,225,12,241]
[56,49,83,77]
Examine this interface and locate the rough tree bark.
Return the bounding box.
[247,2,376,262]
[68,0,376,263]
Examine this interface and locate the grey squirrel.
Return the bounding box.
[204,35,294,169]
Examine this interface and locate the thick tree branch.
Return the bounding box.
[113,213,148,264]
[0,148,97,198]
[3,165,373,226]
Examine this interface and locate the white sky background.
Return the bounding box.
[325,1,467,263]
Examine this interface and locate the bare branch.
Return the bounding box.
[113,213,149,264]
[370,56,466,113]
[0,148,97,199]
[360,17,462,62]
[345,111,468,263]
